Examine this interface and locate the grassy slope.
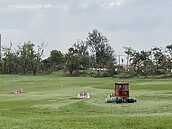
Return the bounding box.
[0,72,172,129]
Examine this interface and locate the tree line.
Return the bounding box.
[123,45,172,78]
[0,29,172,78]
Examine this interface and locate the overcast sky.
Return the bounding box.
[1,0,172,58]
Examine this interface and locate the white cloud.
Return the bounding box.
[109,2,121,6]
[101,0,125,8]
[109,1,121,6]
[8,4,69,10]
[78,3,88,9]
[8,4,42,10]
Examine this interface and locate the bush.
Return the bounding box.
[72,71,81,77]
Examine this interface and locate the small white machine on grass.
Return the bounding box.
[77,92,91,99]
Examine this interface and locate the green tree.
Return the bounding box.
[18,42,35,74]
[2,43,13,74]
[73,40,89,68]
[151,47,168,76]
[32,43,45,75]
[166,44,172,70]
[1,43,20,74]
[42,58,51,71]
[65,47,80,75]
[49,50,65,70]
[129,51,142,76]
[86,29,116,74]
[140,50,153,77]
[129,50,153,77]
[18,41,45,75]
[123,46,134,70]
[0,42,45,75]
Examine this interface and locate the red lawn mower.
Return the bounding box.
[105,82,137,103]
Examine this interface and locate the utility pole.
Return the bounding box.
[118,54,121,65]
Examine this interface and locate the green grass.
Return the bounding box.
[0,72,172,129]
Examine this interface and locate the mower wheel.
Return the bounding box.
[116,99,123,103]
